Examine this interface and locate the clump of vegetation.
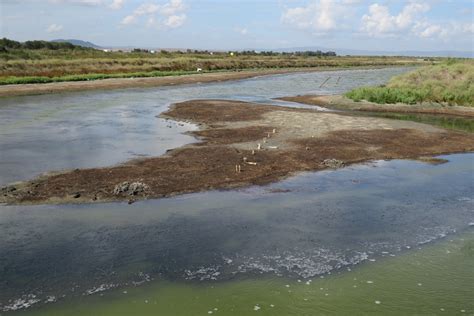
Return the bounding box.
[345,59,474,106]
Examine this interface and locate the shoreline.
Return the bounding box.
[2,99,473,206]
[278,95,474,118]
[0,66,405,98]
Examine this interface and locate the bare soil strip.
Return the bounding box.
[278,95,474,117]
[1,99,473,205]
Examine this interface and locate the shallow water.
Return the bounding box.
[1,154,473,313]
[17,231,474,315]
[361,111,474,133]
[1,67,473,314]
[0,67,410,186]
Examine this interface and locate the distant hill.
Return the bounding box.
[271,46,473,58]
[51,39,101,49]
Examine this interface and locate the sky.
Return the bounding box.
[1,0,473,52]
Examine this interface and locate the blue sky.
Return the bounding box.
[1,0,473,52]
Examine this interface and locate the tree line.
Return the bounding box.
[1,38,338,57]
[0,38,86,51]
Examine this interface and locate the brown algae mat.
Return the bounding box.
[1,99,474,205]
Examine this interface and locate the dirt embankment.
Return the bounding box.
[278,95,474,117]
[1,99,474,205]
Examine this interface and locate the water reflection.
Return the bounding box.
[0,153,472,311]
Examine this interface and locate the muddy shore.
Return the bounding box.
[0,67,372,98]
[2,99,474,205]
[278,95,474,117]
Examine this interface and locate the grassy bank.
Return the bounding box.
[345,59,474,106]
[0,70,200,85]
[0,54,428,82]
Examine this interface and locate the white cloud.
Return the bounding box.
[78,0,102,4]
[160,0,185,16]
[361,4,397,36]
[109,0,124,10]
[411,20,449,39]
[163,14,186,28]
[462,23,474,34]
[121,0,187,28]
[419,25,439,38]
[396,2,430,29]
[46,23,63,33]
[146,16,156,27]
[281,0,351,34]
[121,15,136,25]
[342,0,362,4]
[50,0,125,9]
[360,1,473,41]
[414,23,443,38]
[134,3,160,15]
[49,0,103,5]
[361,1,431,37]
[234,27,248,35]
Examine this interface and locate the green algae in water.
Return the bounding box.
[20,231,474,316]
[3,154,474,315]
[364,112,474,133]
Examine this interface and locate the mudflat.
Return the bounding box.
[2,99,473,205]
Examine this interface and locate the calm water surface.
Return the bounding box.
[0,67,473,314]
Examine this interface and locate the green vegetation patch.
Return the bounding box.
[0,70,198,85]
[345,60,474,106]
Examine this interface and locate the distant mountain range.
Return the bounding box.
[51,39,102,49]
[270,46,473,58]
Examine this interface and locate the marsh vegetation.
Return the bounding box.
[0,38,431,85]
[346,59,474,106]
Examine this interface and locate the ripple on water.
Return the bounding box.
[0,153,473,312]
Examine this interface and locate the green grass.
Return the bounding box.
[345,60,474,106]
